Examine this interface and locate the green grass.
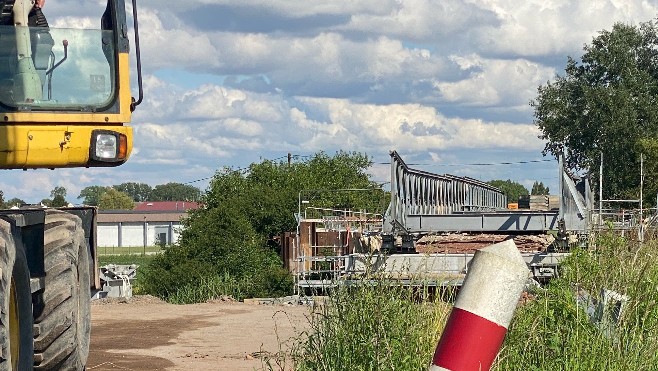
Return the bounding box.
[97,245,163,255]
[166,273,254,304]
[98,253,156,267]
[275,233,658,370]
[267,281,451,371]
[496,233,658,370]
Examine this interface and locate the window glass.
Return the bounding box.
[0,25,115,110]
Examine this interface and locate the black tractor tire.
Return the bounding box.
[0,219,34,371]
[33,210,91,370]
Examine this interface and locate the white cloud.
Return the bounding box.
[435,55,556,107]
[343,0,497,40]
[171,0,395,17]
[51,17,98,29]
[471,0,658,56]
[138,8,221,70]
[295,97,543,151]
[8,0,652,201]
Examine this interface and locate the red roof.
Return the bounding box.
[134,201,200,212]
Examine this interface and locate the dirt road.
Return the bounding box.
[87,296,311,371]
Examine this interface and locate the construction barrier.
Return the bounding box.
[429,240,530,371]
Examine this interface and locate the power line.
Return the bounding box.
[375,159,554,167]
[183,154,553,186]
[182,153,310,185]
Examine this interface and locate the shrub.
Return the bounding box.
[140,206,293,302]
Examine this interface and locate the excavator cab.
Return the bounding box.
[0,0,141,169]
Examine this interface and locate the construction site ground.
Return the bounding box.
[87,295,310,371]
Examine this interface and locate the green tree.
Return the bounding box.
[150,183,200,201]
[50,186,66,199]
[0,190,4,208]
[531,181,550,195]
[50,195,68,207]
[47,186,68,207]
[486,179,529,203]
[533,20,658,204]
[4,198,25,208]
[113,182,152,202]
[98,188,134,210]
[143,151,387,302]
[77,186,109,206]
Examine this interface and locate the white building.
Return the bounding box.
[97,202,199,247]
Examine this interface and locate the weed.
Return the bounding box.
[287,280,450,371]
[497,233,658,370]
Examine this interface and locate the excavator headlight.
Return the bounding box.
[90,130,128,162]
[95,134,116,158]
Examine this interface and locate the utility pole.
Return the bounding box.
[599,152,603,229]
[640,154,644,242]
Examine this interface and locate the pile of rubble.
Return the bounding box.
[415,233,555,254]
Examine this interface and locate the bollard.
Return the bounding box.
[429,239,530,371]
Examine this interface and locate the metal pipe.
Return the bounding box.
[599,152,603,229]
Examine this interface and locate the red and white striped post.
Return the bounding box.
[429,239,530,371]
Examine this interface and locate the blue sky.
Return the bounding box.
[3,0,657,203]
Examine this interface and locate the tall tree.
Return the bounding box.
[150,183,201,202]
[78,186,109,206]
[98,188,135,210]
[40,186,69,207]
[202,151,386,238]
[113,182,152,202]
[4,198,25,208]
[486,179,529,203]
[48,186,68,207]
[50,195,68,207]
[533,20,658,204]
[142,151,386,302]
[531,181,550,195]
[50,186,66,199]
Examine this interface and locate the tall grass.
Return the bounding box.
[285,233,658,370]
[289,281,451,371]
[167,273,253,304]
[497,233,658,370]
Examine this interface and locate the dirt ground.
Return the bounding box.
[87,296,311,371]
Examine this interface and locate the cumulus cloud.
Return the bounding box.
[471,0,658,57]
[137,8,221,70]
[435,54,556,107]
[127,80,545,180]
[8,0,652,201]
[294,97,544,151]
[342,0,499,41]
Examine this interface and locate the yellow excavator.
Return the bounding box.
[0,0,142,369]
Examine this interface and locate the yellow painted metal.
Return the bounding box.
[1,53,133,124]
[0,52,134,168]
[0,124,133,168]
[9,280,18,370]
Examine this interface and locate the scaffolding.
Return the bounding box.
[292,207,382,293]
